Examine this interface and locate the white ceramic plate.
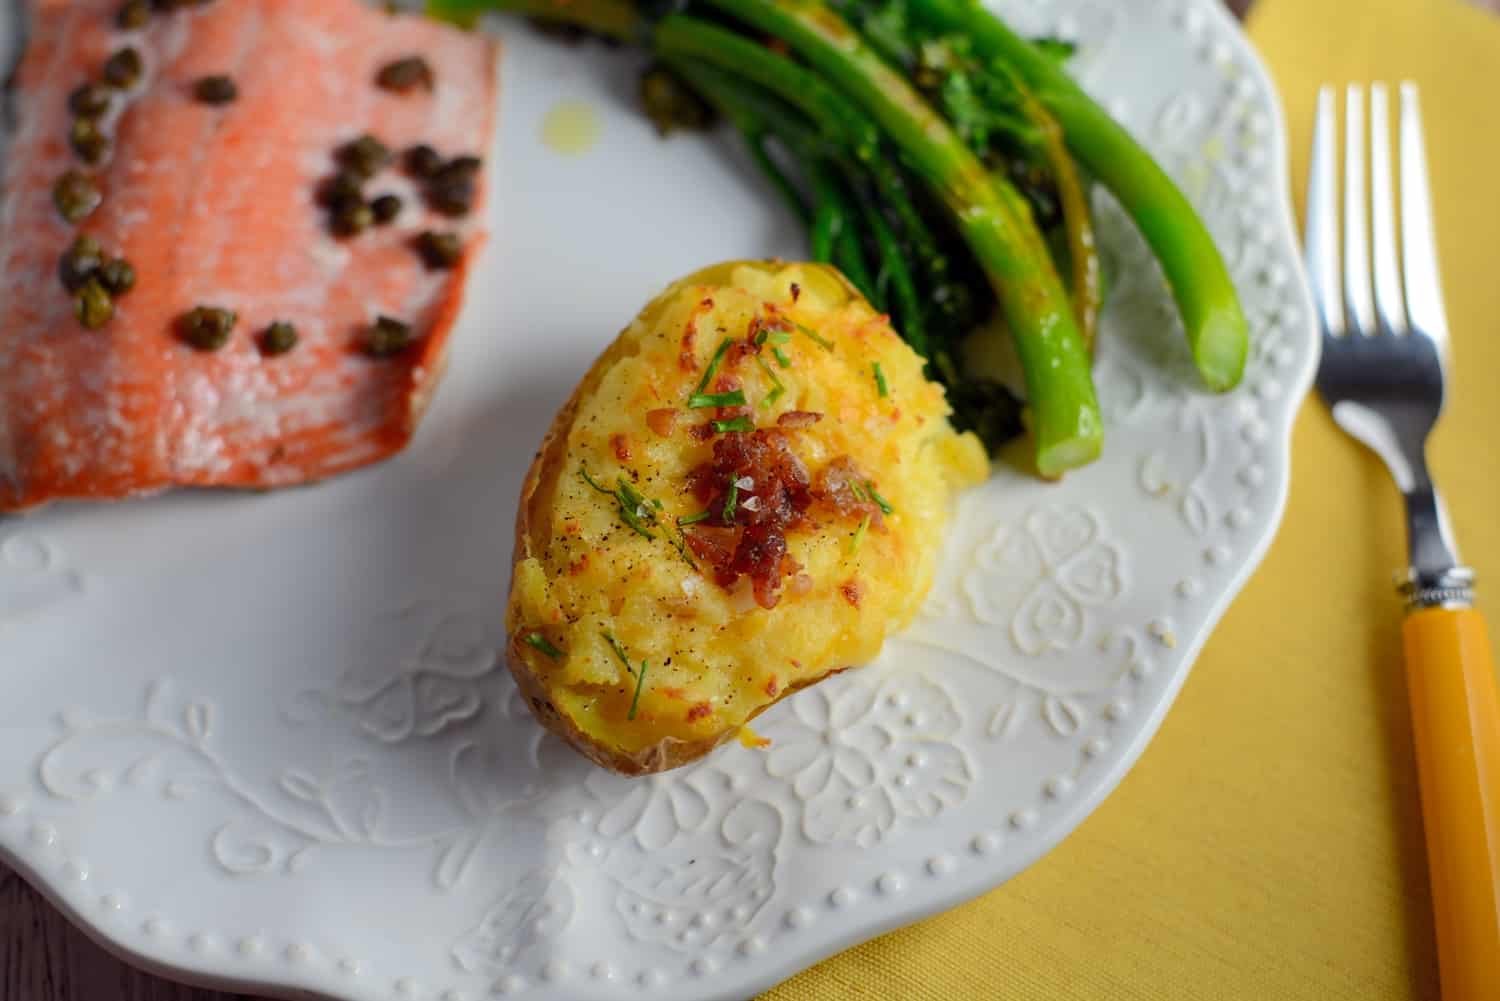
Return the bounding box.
[0,2,1315,999]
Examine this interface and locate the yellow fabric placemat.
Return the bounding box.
[763,0,1500,996]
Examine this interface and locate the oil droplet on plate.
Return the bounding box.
[541,101,601,156]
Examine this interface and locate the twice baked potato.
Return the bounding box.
[507,261,988,774]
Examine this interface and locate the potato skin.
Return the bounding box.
[506,261,985,775]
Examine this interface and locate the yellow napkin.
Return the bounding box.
[763,0,1500,996]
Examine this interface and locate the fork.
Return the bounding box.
[1307,82,1500,995]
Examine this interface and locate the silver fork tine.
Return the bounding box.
[1343,85,1376,336]
[1306,86,1343,336]
[1369,84,1407,334]
[1400,82,1450,346]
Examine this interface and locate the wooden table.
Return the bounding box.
[3,1,1494,998]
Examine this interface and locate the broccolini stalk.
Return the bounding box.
[429,0,641,39]
[905,0,1248,390]
[696,0,1101,474]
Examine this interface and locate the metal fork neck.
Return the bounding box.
[1402,565,1476,611]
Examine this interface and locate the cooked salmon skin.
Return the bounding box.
[0,0,500,511]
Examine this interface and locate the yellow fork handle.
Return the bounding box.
[1403,607,1500,999]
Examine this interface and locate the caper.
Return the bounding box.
[68,83,114,118]
[370,193,402,225]
[366,316,413,357]
[73,279,115,330]
[426,176,474,217]
[260,321,298,356]
[70,118,110,165]
[330,201,374,238]
[317,170,365,212]
[337,134,392,180]
[438,155,482,181]
[58,235,104,292]
[102,47,144,89]
[403,143,443,179]
[414,231,462,270]
[193,75,237,105]
[375,56,434,94]
[117,1,151,29]
[98,258,136,296]
[179,306,237,351]
[53,170,102,224]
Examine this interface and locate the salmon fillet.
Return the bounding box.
[0,0,500,511]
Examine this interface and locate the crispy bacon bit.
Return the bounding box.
[840,578,864,608]
[610,433,632,462]
[777,410,823,429]
[567,554,590,576]
[789,282,801,303]
[646,408,680,437]
[766,676,781,697]
[683,429,814,609]
[687,702,713,722]
[688,422,715,442]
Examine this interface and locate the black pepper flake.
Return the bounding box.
[102,47,144,89]
[375,56,434,94]
[179,306,238,351]
[58,235,104,292]
[414,230,462,270]
[117,1,151,29]
[97,258,136,296]
[260,321,298,356]
[370,193,402,225]
[193,75,238,105]
[366,316,413,357]
[53,170,102,224]
[403,143,442,178]
[337,133,392,180]
[68,83,114,118]
[74,280,114,330]
[70,118,110,165]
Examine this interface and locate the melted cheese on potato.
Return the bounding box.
[508,261,987,761]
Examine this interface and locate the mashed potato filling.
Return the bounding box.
[508,261,987,762]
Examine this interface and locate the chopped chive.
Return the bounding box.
[867,483,894,515]
[580,465,657,540]
[693,337,733,395]
[668,529,698,571]
[712,416,754,434]
[772,346,792,369]
[525,632,562,659]
[627,660,649,721]
[753,325,792,347]
[579,464,614,497]
[722,477,740,523]
[753,354,785,409]
[687,389,747,409]
[873,362,889,398]
[679,510,713,526]
[602,631,636,676]
[849,480,869,503]
[794,322,834,351]
[848,513,871,556]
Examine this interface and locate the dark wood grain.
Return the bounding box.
[3,1,1496,999]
